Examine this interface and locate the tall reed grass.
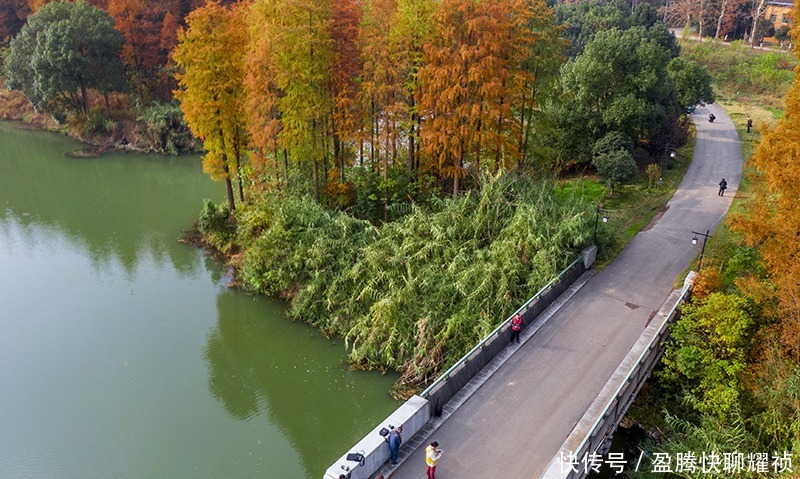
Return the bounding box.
[235,175,594,394]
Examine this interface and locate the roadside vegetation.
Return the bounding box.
[621,32,800,478]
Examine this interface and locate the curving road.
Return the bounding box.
[385,104,743,479]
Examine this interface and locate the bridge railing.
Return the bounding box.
[324,248,596,479]
[421,252,590,415]
[546,273,695,479]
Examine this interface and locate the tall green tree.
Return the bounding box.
[173,1,248,212]
[389,0,436,176]
[511,0,564,173]
[557,27,679,164]
[667,56,715,109]
[5,0,125,117]
[553,0,629,58]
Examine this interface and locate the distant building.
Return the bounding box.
[764,0,794,34]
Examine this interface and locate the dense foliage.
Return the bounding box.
[136,102,195,155]
[5,0,125,117]
[232,175,593,393]
[553,2,678,59]
[3,0,706,194]
[628,25,800,478]
[668,56,716,107]
[556,26,683,165]
[170,0,566,203]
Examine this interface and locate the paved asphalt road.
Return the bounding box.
[386,104,743,479]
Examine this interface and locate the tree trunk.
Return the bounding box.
[408,96,416,177]
[416,113,422,171]
[104,92,111,117]
[272,137,281,191]
[222,161,236,212]
[371,98,376,169]
[699,0,705,36]
[391,116,397,165]
[452,154,462,197]
[217,123,236,212]
[235,126,245,203]
[333,133,342,181]
[715,0,728,38]
[750,0,767,47]
[283,149,289,185]
[495,92,505,172]
[80,79,89,115]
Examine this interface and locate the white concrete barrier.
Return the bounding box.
[323,395,430,479]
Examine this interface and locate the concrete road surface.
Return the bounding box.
[385,104,743,479]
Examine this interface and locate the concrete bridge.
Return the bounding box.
[324,103,743,479]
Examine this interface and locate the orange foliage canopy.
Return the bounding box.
[731,24,800,359]
[419,0,556,195]
[173,0,248,211]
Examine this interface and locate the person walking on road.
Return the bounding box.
[388,426,402,465]
[510,313,523,344]
[426,441,443,479]
[718,178,728,196]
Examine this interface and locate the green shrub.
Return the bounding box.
[84,110,115,136]
[137,102,195,154]
[593,148,639,190]
[198,199,231,235]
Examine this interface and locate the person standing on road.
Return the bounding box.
[718,178,728,196]
[388,426,402,465]
[426,441,442,479]
[510,313,523,344]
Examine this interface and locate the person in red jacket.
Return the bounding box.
[510,313,523,344]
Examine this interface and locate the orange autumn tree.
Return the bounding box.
[731,45,800,360]
[725,14,800,445]
[419,0,560,195]
[329,0,362,183]
[107,0,164,99]
[389,0,436,175]
[173,0,248,212]
[243,0,285,190]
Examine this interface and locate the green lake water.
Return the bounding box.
[0,122,398,478]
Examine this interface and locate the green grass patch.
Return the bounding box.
[680,40,795,110]
[554,177,606,203]
[555,130,694,270]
